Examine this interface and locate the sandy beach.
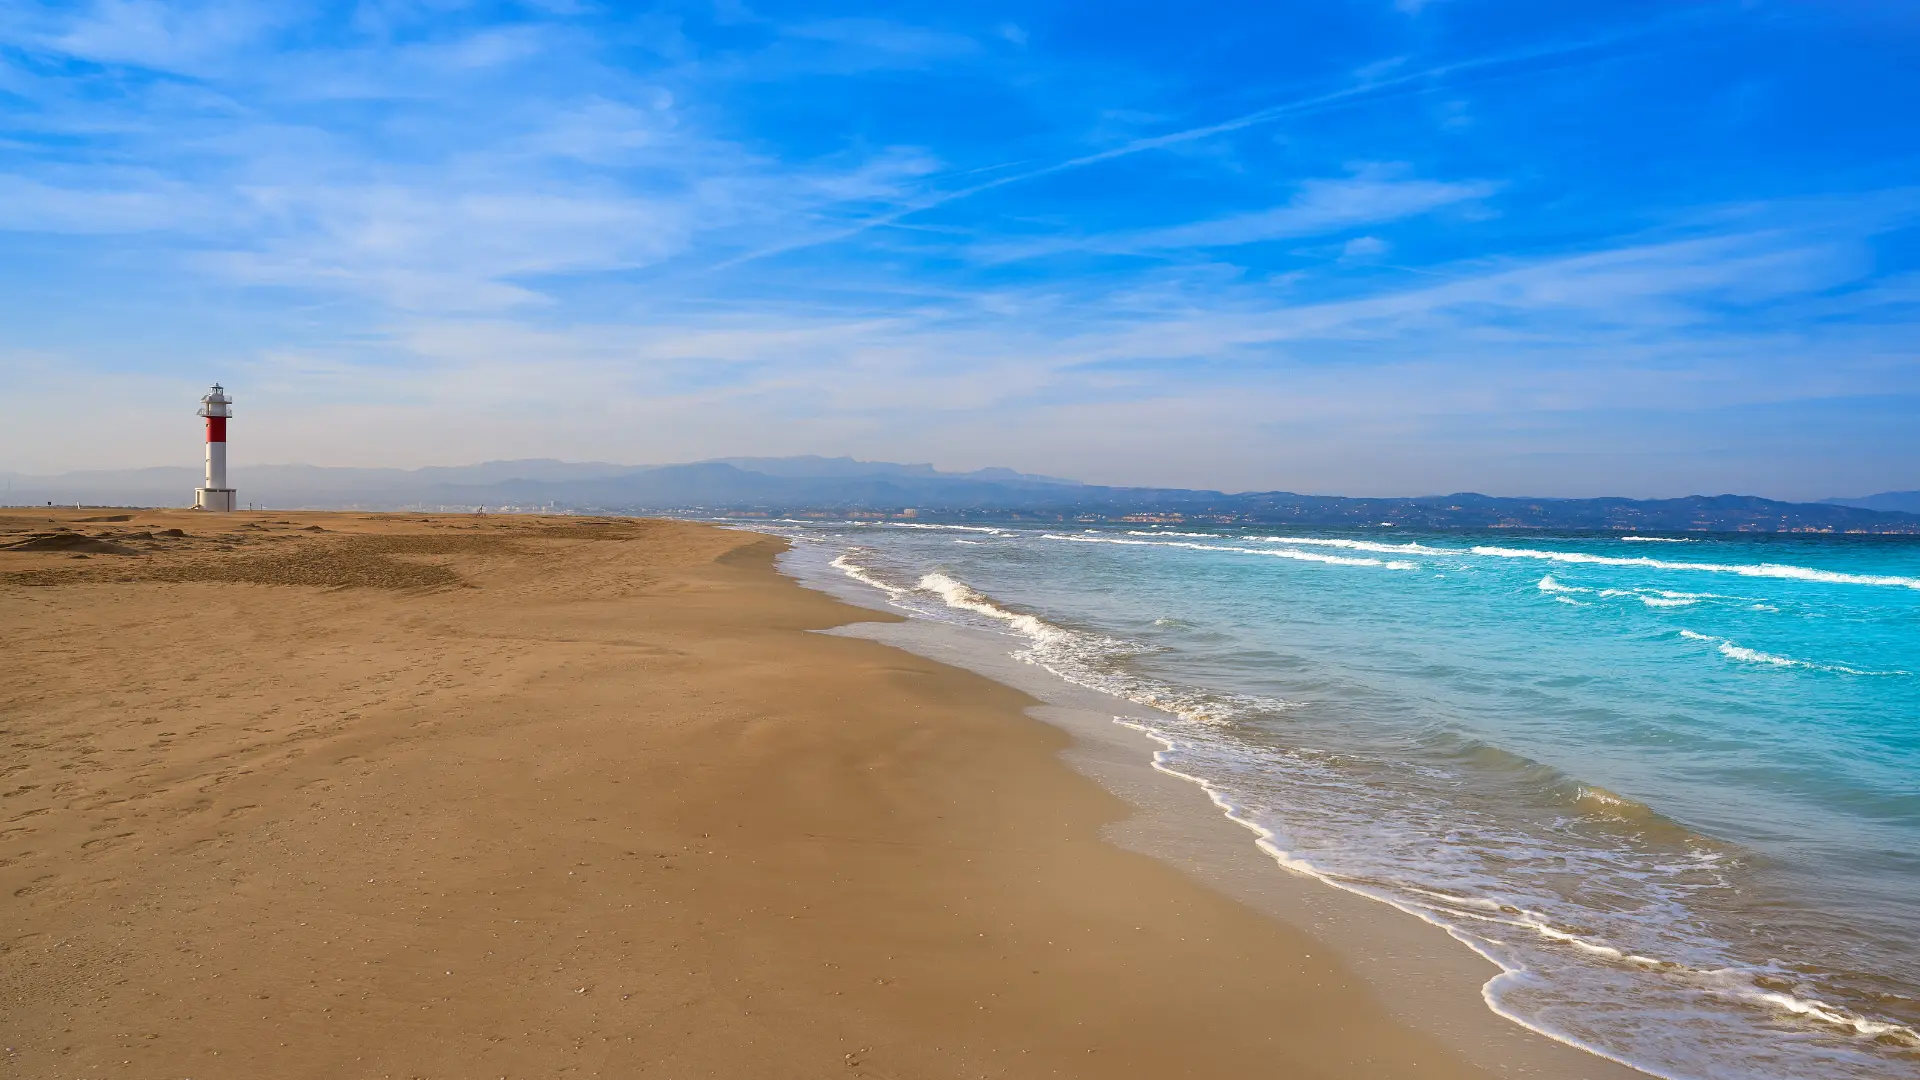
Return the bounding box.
[3,509,1618,1079]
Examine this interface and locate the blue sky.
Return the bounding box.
[1,0,1916,498]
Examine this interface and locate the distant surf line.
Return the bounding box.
[1104,527,1920,591]
[1471,547,1920,590]
[1048,533,1417,569]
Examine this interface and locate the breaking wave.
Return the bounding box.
[829,551,909,599]
[1677,630,1909,677]
[1541,576,1726,609]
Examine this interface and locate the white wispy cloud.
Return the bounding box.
[328,202,1916,437]
[783,18,979,61]
[35,0,305,75]
[0,5,966,312]
[713,22,1654,269]
[971,169,1499,262]
[0,172,211,232]
[1137,174,1497,248]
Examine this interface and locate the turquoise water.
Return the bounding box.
[760,520,1920,1080]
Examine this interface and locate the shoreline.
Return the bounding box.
[785,546,1646,1080]
[762,518,1920,1080]
[3,508,1515,1078]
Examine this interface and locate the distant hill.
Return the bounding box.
[1824,490,1920,514]
[5,458,1918,533]
[0,456,1076,507]
[700,456,1082,486]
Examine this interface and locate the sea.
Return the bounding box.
[738,518,1920,1080]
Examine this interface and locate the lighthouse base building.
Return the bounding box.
[194,487,237,512]
[194,384,237,512]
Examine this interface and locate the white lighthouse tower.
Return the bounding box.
[194,384,237,512]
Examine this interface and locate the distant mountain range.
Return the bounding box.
[4,457,1917,534]
[1824,490,1920,514]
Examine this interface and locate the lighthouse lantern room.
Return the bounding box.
[194,384,237,512]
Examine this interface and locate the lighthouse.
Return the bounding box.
[193,384,237,512]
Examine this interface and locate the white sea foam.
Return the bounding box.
[1471,547,1920,590]
[1555,596,1590,606]
[1546,578,1711,607]
[1737,986,1920,1042]
[1677,630,1908,676]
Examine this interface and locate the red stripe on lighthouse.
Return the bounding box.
[206,417,227,442]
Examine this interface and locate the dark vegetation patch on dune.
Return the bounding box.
[3,517,649,590]
[3,532,139,555]
[147,534,506,590]
[551,518,658,541]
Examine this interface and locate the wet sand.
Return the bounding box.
[2,509,1604,1078]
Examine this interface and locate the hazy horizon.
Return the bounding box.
[2,2,1916,502]
[2,453,1911,504]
